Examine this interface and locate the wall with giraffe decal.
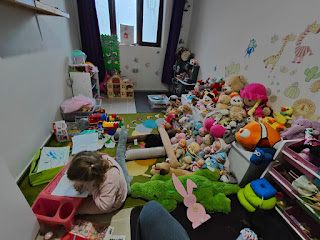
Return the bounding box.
[187,0,320,120]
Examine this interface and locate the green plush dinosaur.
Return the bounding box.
[131,169,240,213]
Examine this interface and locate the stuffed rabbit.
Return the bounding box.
[172,173,211,229]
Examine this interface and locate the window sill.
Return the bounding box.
[119,44,162,49]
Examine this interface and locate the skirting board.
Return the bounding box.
[15,132,53,183]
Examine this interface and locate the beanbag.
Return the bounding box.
[250,178,277,199]
[244,184,276,210]
[237,188,256,212]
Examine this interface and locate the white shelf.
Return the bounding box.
[3,0,70,18]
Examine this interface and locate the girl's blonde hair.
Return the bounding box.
[67,151,111,188]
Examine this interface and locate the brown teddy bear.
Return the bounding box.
[216,94,231,110]
[222,75,246,95]
[151,162,193,176]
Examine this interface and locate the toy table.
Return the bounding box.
[31,161,84,231]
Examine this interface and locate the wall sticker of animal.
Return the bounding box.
[264,34,296,71]
[292,21,320,64]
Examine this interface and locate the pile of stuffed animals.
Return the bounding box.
[156,74,320,184]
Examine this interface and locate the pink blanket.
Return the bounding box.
[61,94,94,113]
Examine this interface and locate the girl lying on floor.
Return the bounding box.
[67,151,127,214]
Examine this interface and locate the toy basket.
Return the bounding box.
[61,99,102,122]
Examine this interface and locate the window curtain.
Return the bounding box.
[161,0,186,85]
[77,0,105,82]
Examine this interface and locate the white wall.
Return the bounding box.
[119,0,173,91]
[188,0,320,120]
[0,161,39,240]
[0,0,81,179]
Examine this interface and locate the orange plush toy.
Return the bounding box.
[235,120,282,151]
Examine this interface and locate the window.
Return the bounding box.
[95,0,164,47]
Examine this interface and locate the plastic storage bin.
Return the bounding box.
[148,95,168,109]
[31,161,84,231]
[61,99,102,122]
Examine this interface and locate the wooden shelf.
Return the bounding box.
[3,0,70,18]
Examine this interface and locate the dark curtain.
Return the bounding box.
[161,0,186,85]
[77,0,105,82]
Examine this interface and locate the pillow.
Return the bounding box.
[250,178,277,199]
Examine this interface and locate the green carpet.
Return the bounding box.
[18,112,164,208]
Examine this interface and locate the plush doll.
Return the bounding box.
[216,94,231,110]
[222,75,246,95]
[281,116,320,140]
[171,132,186,144]
[236,120,282,151]
[178,105,192,117]
[265,107,293,131]
[150,162,193,176]
[229,92,246,122]
[179,114,194,131]
[223,122,246,144]
[182,142,202,164]
[173,139,187,159]
[193,121,203,136]
[200,134,214,150]
[210,124,227,138]
[132,168,240,212]
[165,95,181,115]
[250,147,276,166]
[240,83,269,119]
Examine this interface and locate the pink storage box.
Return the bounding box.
[282,140,320,180]
[31,161,83,231]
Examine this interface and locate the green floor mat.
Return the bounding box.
[18,112,164,208]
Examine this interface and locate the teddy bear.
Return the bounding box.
[216,94,231,110]
[222,75,246,95]
[177,105,192,117]
[165,95,181,116]
[200,134,214,150]
[229,92,247,122]
[178,115,193,131]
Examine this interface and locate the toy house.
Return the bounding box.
[107,73,134,99]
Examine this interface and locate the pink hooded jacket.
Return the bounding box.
[77,154,127,215]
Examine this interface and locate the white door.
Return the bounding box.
[0,160,39,240]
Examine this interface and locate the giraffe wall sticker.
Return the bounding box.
[293,21,320,64]
[264,34,296,71]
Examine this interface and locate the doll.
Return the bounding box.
[173,139,187,159]
[202,152,227,175]
[240,83,269,119]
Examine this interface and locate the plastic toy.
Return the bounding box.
[240,83,268,118]
[172,173,211,229]
[131,169,240,212]
[31,161,83,231]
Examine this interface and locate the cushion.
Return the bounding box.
[244,184,276,210]
[237,188,256,212]
[250,178,277,199]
